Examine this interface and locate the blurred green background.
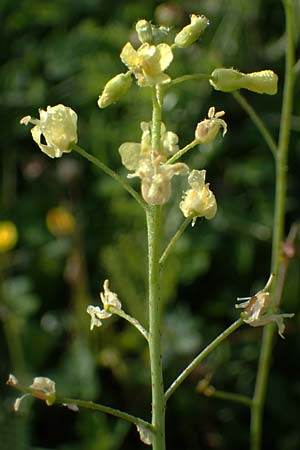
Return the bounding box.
[1,0,299,449]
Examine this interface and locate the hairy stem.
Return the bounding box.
[146,85,166,450]
[250,1,295,449]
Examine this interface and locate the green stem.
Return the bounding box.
[165,318,244,401]
[164,73,211,89]
[159,217,192,265]
[232,91,277,157]
[147,85,166,450]
[250,1,295,449]
[110,307,149,341]
[167,140,199,164]
[206,389,253,407]
[58,396,152,430]
[73,144,146,210]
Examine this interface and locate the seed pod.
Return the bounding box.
[210,68,278,95]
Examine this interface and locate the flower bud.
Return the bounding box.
[136,19,154,43]
[174,14,209,48]
[98,72,132,108]
[210,68,278,95]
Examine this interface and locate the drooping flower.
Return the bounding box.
[180,170,217,224]
[210,68,278,95]
[235,276,294,338]
[6,374,56,410]
[120,42,173,86]
[87,280,122,330]
[20,104,78,158]
[195,107,227,144]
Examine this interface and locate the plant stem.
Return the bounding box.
[165,318,244,401]
[159,217,192,265]
[57,396,152,430]
[110,307,149,341]
[164,73,211,89]
[205,389,253,407]
[167,140,199,164]
[73,144,146,210]
[232,92,277,157]
[250,1,295,449]
[147,85,166,450]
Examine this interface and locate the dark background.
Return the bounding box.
[1,1,299,449]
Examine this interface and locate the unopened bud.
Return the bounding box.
[174,14,209,48]
[210,68,278,95]
[136,20,153,43]
[98,72,132,109]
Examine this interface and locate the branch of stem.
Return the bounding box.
[232,92,277,157]
[165,318,244,401]
[159,217,192,265]
[110,306,149,341]
[73,144,147,210]
[250,1,295,449]
[203,388,253,407]
[167,140,199,164]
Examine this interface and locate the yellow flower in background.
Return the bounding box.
[0,221,18,253]
[46,207,75,236]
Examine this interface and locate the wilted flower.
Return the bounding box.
[87,280,122,330]
[180,169,217,224]
[135,19,170,45]
[235,276,294,338]
[0,221,18,253]
[195,107,227,144]
[120,41,173,86]
[20,104,78,158]
[210,68,278,95]
[128,156,188,205]
[6,375,56,410]
[174,14,209,48]
[98,72,132,108]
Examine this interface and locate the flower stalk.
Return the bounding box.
[146,85,166,450]
[250,1,295,449]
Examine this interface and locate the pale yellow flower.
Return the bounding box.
[174,14,209,48]
[20,104,77,158]
[120,42,173,86]
[128,156,188,205]
[180,170,217,224]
